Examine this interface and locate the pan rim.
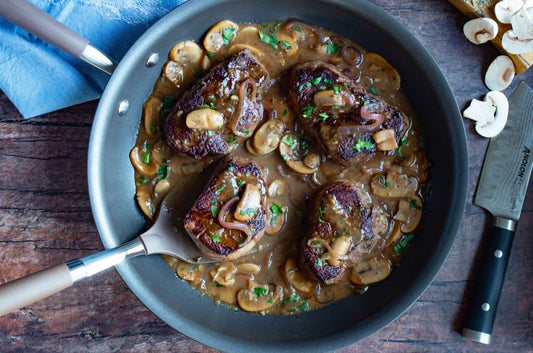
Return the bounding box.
[87,0,468,351]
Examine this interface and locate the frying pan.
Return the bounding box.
[1,0,467,351]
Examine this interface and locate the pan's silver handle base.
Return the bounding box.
[462,328,491,344]
[66,238,146,283]
[80,44,117,75]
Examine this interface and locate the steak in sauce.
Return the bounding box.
[184,156,267,261]
[165,49,269,159]
[289,61,408,164]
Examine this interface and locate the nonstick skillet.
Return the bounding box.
[0,0,467,351]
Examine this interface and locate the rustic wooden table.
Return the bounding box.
[0,1,531,352]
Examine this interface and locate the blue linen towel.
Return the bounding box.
[0,0,187,118]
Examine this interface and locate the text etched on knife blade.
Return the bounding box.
[509,146,531,211]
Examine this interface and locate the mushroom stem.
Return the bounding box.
[337,104,384,135]
[218,197,253,244]
[231,79,257,137]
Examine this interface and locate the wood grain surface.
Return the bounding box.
[0,0,532,352]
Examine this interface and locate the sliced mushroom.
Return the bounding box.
[249,119,285,155]
[313,89,345,107]
[267,179,287,197]
[349,256,392,286]
[495,0,524,24]
[370,171,418,198]
[385,221,403,247]
[130,145,157,175]
[463,18,499,44]
[234,183,262,222]
[277,34,298,56]
[485,55,515,91]
[154,178,171,196]
[203,20,238,53]
[284,258,317,295]
[324,235,352,266]
[463,98,496,124]
[143,96,162,136]
[185,108,224,130]
[228,43,263,57]
[136,189,154,220]
[476,91,509,138]
[393,196,423,233]
[303,152,320,169]
[237,263,261,276]
[176,262,204,282]
[510,5,533,40]
[170,40,203,65]
[265,198,285,235]
[163,60,185,86]
[210,262,238,287]
[279,133,316,174]
[372,129,398,151]
[237,281,279,312]
[502,29,533,54]
[364,53,401,90]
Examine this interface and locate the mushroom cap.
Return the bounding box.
[502,29,533,54]
[484,55,515,91]
[495,0,524,24]
[463,18,499,44]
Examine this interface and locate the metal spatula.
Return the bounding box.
[0,194,215,317]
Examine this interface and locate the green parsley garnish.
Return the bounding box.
[237,179,246,187]
[370,85,377,94]
[141,141,151,164]
[318,206,325,223]
[293,26,302,32]
[327,42,339,54]
[150,125,156,133]
[301,105,316,118]
[258,30,278,49]
[311,77,322,85]
[332,85,340,95]
[210,204,219,218]
[272,22,281,31]
[279,40,292,50]
[353,139,375,152]
[228,135,236,146]
[214,185,225,195]
[206,52,214,58]
[210,233,222,243]
[270,203,283,224]
[253,287,267,297]
[397,137,409,157]
[315,258,323,267]
[138,177,148,184]
[160,96,176,119]
[201,101,216,110]
[318,112,329,121]
[282,295,299,305]
[222,27,236,45]
[299,138,311,152]
[282,135,296,148]
[394,234,415,255]
[283,108,288,116]
[157,164,169,179]
[410,199,422,210]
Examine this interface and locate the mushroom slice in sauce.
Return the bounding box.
[237,281,280,312]
[370,171,418,198]
[349,255,392,286]
[279,133,319,174]
[284,258,317,296]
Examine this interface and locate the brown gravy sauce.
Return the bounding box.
[131,21,430,315]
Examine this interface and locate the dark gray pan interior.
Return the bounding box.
[88,0,467,351]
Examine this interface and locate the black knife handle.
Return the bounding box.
[462,217,516,344]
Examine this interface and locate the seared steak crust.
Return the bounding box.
[300,181,389,284]
[184,156,267,260]
[289,61,408,164]
[165,49,269,159]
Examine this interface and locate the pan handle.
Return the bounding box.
[0,0,117,75]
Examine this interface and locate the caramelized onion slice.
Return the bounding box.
[218,197,253,243]
[337,104,384,135]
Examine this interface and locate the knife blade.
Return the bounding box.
[462,81,533,344]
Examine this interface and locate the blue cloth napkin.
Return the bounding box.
[0,0,187,118]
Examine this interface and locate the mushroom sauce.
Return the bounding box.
[131,21,430,315]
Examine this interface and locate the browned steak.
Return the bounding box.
[184,156,267,260]
[288,61,408,164]
[165,49,269,159]
[300,181,389,285]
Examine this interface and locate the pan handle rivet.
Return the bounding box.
[494,250,503,258]
[118,100,129,116]
[146,53,160,67]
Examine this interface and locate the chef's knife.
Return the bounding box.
[462,81,533,344]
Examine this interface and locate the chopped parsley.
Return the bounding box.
[301,105,316,118]
[210,233,222,243]
[397,137,409,157]
[281,135,296,148]
[141,141,151,164]
[318,206,325,223]
[318,112,329,121]
[138,177,148,184]
[283,108,288,116]
[160,96,176,119]
[253,287,267,297]
[282,295,299,305]
[150,125,156,133]
[333,84,341,95]
[293,26,302,32]
[195,68,204,77]
[240,208,257,216]
[206,52,214,58]
[299,138,311,152]
[379,175,391,188]
[327,42,339,54]
[210,204,219,218]
[279,40,292,50]
[311,77,322,85]
[201,101,216,110]
[315,258,323,267]
[237,179,246,187]
[157,164,169,179]
[394,234,415,255]
[370,85,377,94]
[410,199,422,210]
[258,29,278,49]
[228,135,236,146]
[270,203,283,224]
[353,139,375,152]
[214,184,225,195]
[222,27,236,45]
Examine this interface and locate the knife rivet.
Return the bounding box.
[494,250,503,258]
[481,303,490,311]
